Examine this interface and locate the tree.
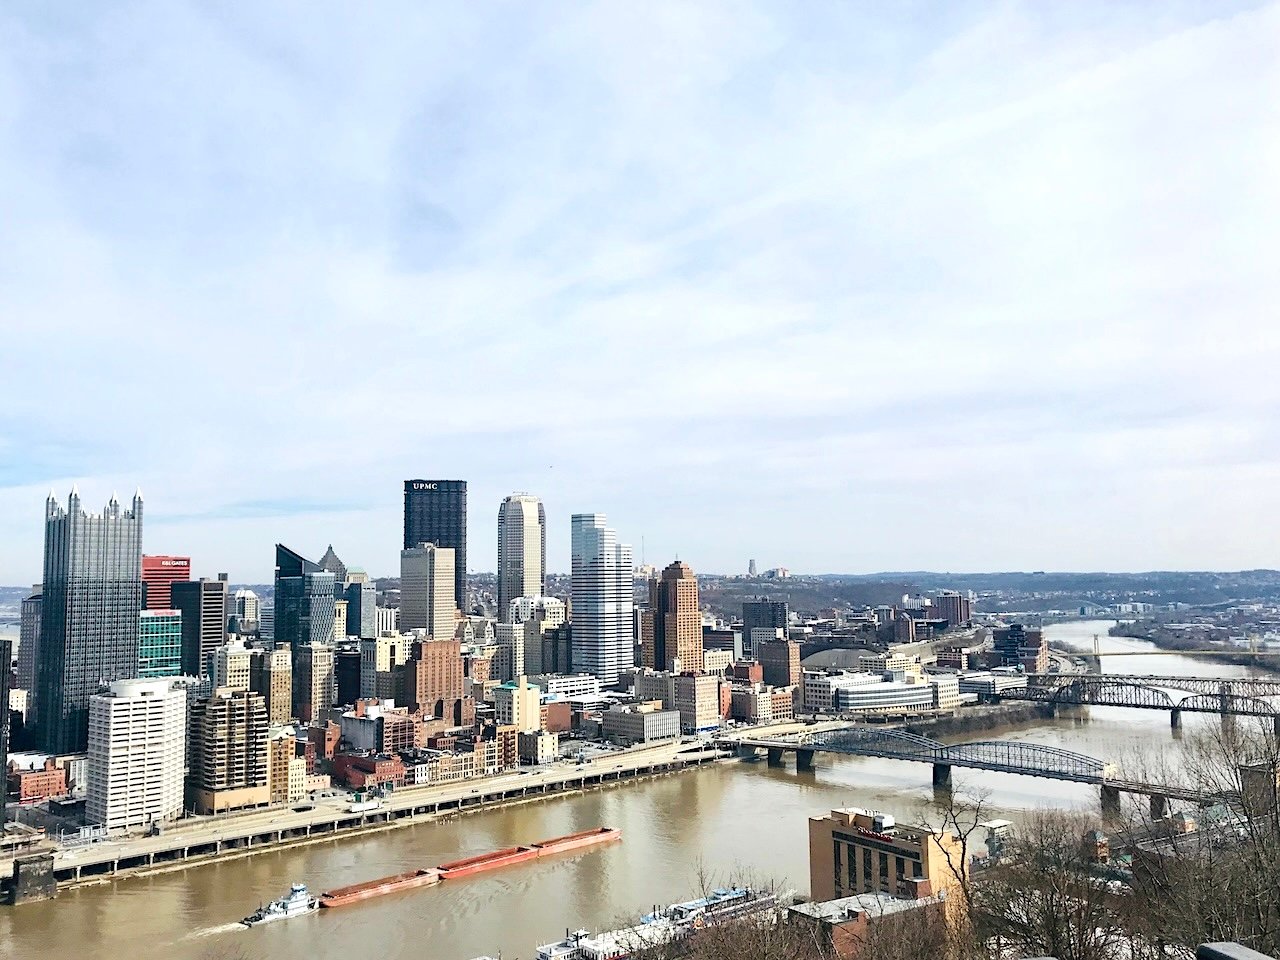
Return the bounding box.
[1123,717,1280,957]
[968,809,1132,960]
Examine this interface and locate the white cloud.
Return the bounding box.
[1,1,1278,581]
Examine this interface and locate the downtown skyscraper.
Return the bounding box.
[401,543,457,641]
[742,597,789,659]
[404,480,467,610]
[570,513,634,686]
[37,488,145,754]
[273,545,337,654]
[497,493,546,619]
[644,560,703,673]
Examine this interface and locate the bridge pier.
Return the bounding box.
[767,747,785,767]
[1150,793,1168,820]
[1100,785,1121,818]
[796,749,815,772]
[737,744,760,761]
[1170,708,1181,730]
[932,763,952,794]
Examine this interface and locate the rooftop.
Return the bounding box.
[790,891,945,922]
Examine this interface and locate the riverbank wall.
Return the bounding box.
[902,702,1052,738]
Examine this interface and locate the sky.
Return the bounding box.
[2,2,1278,584]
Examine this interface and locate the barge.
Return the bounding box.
[318,827,620,908]
[319,868,441,908]
[438,827,621,879]
[533,827,621,858]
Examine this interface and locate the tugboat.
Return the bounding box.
[242,883,320,926]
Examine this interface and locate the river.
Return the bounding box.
[0,621,1261,960]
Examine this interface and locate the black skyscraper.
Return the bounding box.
[742,597,789,659]
[171,575,230,677]
[0,637,10,827]
[37,489,144,754]
[403,480,467,610]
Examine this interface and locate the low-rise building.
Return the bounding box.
[540,699,573,733]
[339,699,416,753]
[494,676,541,733]
[730,684,774,724]
[957,670,1028,700]
[402,748,486,786]
[808,807,965,903]
[331,752,407,790]
[856,653,921,677]
[770,686,796,721]
[6,755,68,802]
[929,673,960,711]
[802,671,882,714]
[673,673,722,734]
[788,891,949,960]
[632,669,676,706]
[601,705,681,745]
[307,720,341,766]
[702,647,734,675]
[532,673,602,699]
[518,730,559,765]
[834,681,933,715]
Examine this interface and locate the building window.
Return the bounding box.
[878,852,889,886]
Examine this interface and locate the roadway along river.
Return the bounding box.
[0,621,1266,960]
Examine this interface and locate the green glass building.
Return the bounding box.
[138,609,183,678]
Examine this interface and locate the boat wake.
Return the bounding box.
[182,922,247,939]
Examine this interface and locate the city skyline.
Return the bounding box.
[3,4,1279,582]
[14,481,1280,587]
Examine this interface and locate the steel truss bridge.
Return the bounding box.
[1001,674,1280,720]
[726,726,1213,807]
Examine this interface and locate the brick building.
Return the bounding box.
[7,757,67,802]
[331,753,407,790]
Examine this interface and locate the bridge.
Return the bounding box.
[725,725,1216,817]
[1001,673,1280,728]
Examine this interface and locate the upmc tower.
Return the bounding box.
[403,480,467,610]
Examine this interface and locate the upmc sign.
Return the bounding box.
[412,483,438,491]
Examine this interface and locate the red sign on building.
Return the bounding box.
[142,555,191,610]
